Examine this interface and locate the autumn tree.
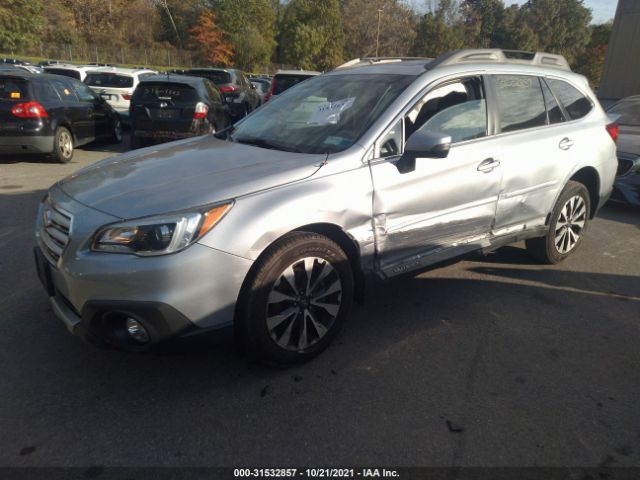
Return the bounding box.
[211,0,277,71]
[574,22,613,87]
[189,10,234,66]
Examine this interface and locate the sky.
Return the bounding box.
[508,0,618,24]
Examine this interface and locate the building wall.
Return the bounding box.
[599,0,640,100]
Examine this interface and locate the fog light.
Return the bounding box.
[125,318,149,344]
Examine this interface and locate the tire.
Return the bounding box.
[237,232,354,365]
[525,180,591,264]
[51,126,74,163]
[110,117,123,144]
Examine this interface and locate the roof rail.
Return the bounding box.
[427,49,571,71]
[335,57,432,69]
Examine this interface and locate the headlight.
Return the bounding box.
[92,202,232,256]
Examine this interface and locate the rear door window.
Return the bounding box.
[491,75,547,133]
[133,83,198,104]
[51,79,79,103]
[547,78,593,120]
[0,77,29,100]
[85,73,134,88]
[71,81,98,102]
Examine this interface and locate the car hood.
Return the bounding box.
[58,135,326,219]
[618,126,640,157]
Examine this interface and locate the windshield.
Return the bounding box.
[608,97,640,126]
[188,70,231,85]
[228,73,414,154]
[85,73,134,88]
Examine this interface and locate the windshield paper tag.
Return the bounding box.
[307,97,355,125]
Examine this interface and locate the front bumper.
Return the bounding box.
[0,135,54,154]
[35,187,253,350]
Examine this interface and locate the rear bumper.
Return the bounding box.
[0,135,53,154]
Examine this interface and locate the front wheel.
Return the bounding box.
[526,180,591,264]
[238,232,354,365]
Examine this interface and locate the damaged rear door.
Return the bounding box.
[369,75,501,278]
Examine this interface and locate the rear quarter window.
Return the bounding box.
[133,83,198,103]
[0,78,29,100]
[547,78,593,120]
[33,81,61,103]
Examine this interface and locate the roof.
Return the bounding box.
[83,66,157,75]
[332,49,571,76]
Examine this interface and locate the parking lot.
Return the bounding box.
[1,137,639,468]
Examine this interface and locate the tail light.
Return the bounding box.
[264,79,275,102]
[122,93,132,101]
[194,102,208,119]
[606,122,619,143]
[218,85,238,94]
[12,101,48,118]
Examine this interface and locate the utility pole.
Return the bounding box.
[376,8,383,58]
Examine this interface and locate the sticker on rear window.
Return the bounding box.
[10,92,20,99]
[307,97,355,125]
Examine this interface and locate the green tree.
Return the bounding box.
[211,0,277,71]
[412,0,464,57]
[341,0,416,58]
[461,0,505,48]
[492,4,537,51]
[521,0,592,65]
[279,0,344,70]
[0,0,43,52]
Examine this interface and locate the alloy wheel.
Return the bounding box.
[554,195,587,254]
[266,257,342,352]
[58,130,73,159]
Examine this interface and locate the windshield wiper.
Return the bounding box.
[232,136,302,153]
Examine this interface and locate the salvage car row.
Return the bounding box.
[0,60,319,162]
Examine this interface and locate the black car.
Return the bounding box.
[185,68,260,120]
[606,96,640,207]
[0,72,122,163]
[129,74,232,149]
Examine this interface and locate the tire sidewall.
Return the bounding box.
[545,181,591,263]
[243,234,354,364]
[53,126,73,163]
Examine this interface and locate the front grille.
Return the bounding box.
[40,199,73,265]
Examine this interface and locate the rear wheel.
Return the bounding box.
[526,180,591,264]
[52,126,73,163]
[110,117,123,144]
[238,232,353,365]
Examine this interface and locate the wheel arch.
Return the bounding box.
[234,222,365,329]
[569,167,600,219]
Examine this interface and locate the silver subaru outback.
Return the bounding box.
[35,49,618,364]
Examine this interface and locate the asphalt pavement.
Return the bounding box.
[0,135,639,468]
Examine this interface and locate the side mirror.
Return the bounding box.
[397,130,451,174]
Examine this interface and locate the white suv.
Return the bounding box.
[84,67,157,121]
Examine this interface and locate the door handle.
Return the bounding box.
[477,158,500,173]
[558,137,574,150]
